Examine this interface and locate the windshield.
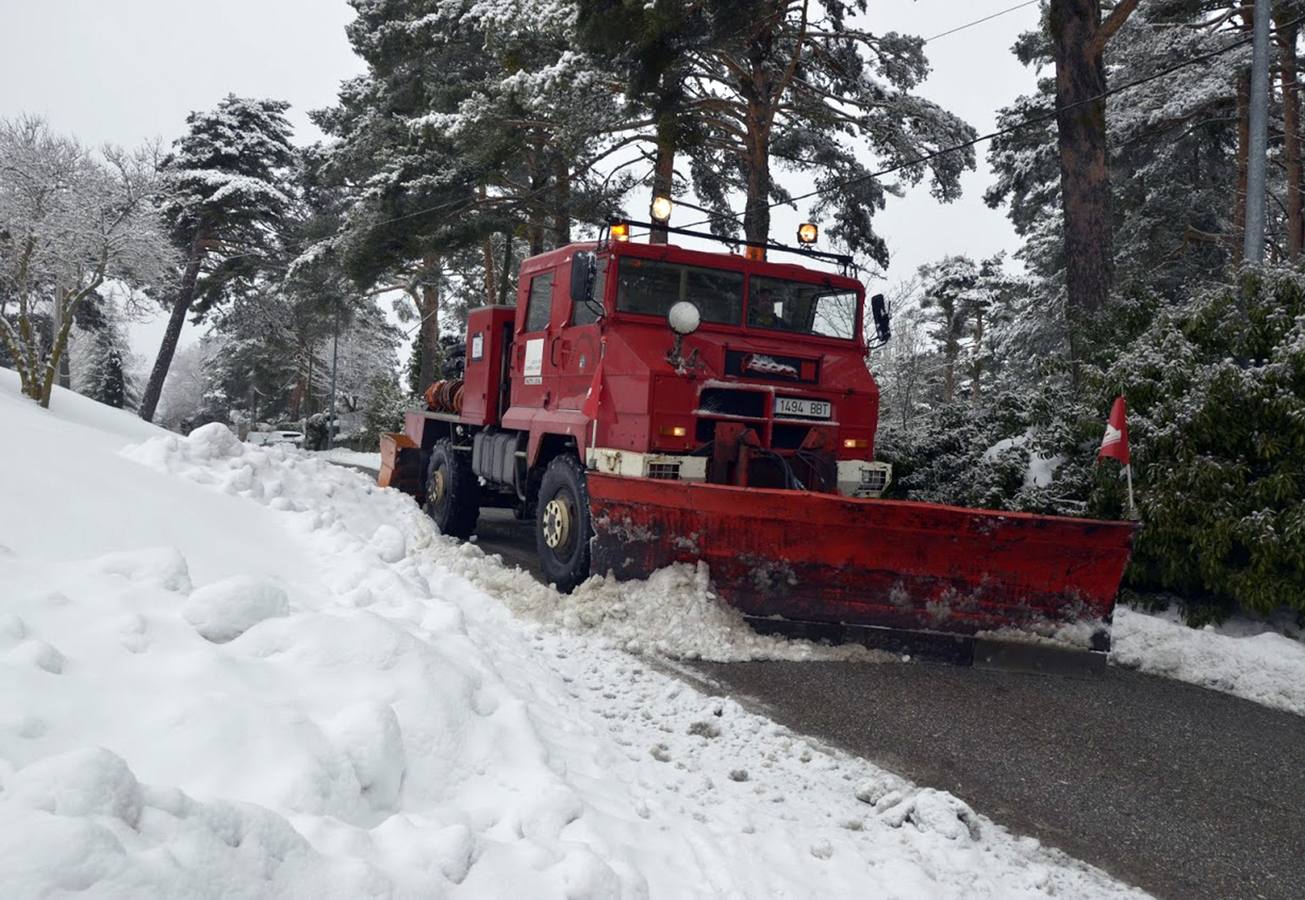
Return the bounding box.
[616,258,744,324]
[747,276,859,340]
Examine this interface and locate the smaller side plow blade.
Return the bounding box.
[588,474,1137,648]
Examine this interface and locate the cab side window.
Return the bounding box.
[524,271,554,332]
[571,257,607,326]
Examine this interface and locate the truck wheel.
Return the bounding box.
[536,454,592,593]
[426,439,479,539]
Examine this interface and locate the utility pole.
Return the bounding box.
[326,314,340,451]
[1244,0,1272,263]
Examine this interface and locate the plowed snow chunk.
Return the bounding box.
[7,748,144,828]
[0,613,26,641]
[184,422,244,459]
[182,576,289,643]
[687,720,721,739]
[91,547,191,592]
[9,640,64,673]
[880,789,981,841]
[328,704,406,812]
[369,524,407,563]
[854,772,904,806]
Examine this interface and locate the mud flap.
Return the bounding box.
[378,433,425,502]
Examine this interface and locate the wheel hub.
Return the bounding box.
[542,497,571,549]
[430,469,446,505]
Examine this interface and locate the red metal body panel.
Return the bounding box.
[460,305,516,426]
[588,473,1136,639]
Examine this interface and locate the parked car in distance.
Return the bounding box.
[247,429,304,447]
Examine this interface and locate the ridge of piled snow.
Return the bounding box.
[1111,606,1305,716]
[0,380,1145,898]
[442,548,886,663]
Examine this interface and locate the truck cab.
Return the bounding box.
[380,224,891,591]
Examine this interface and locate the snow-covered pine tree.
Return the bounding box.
[315,0,632,394]
[79,322,137,409]
[987,4,1291,305]
[138,95,296,423]
[915,255,1025,405]
[576,0,717,242]
[670,0,975,263]
[311,0,487,392]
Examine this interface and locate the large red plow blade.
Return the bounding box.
[588,474,1137,650]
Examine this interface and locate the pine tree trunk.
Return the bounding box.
[527,139,545,256]
[482,236,497,307]
[971,309,984,404]
[1235,9,1253,253]
[1049,0,1113,320]
[139,233,206,422]
[417,255,441,392]
[553,156,571,247]
[498,234,514,306]
[650,127,676,246]
[1279,20,1302,258]
[943,301,958,404]
[743,94,772,247]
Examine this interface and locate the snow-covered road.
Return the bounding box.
[0,372,1146,897]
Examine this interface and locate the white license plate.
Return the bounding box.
[775,397,831,419]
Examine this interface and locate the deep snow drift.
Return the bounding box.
[0,371,1146,898]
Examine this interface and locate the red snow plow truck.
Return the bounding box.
[380,221,1136,655]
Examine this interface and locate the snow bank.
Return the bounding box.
[1111,606,1305,716]
[0,372,1143,898]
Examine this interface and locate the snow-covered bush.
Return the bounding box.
[1104,268,1305,618]
[880,380,1096,517]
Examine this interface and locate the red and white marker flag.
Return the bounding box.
[1098,395,1136,518]
[581,356,605,419]
[1098,396,1130,465]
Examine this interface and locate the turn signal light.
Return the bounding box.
[660,425,688,438]
[843,438,869,449]
[611,222,631,242]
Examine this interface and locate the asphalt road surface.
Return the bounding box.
[348,473,1304,900]
[682,660,1304,900]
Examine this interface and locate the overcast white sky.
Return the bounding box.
[0,0,1044,357]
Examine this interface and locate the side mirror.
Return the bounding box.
[570,251,595,305]
[870,293,891,343]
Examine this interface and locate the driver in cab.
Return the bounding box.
[749,287,788,330]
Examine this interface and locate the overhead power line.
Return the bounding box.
[924,1,1040,44]
[263,3,1055,257]
[682,13,1305,233]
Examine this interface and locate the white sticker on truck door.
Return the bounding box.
[523,338,544,385]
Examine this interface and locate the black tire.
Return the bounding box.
[535,454,592,592]
[425,439,479,539]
